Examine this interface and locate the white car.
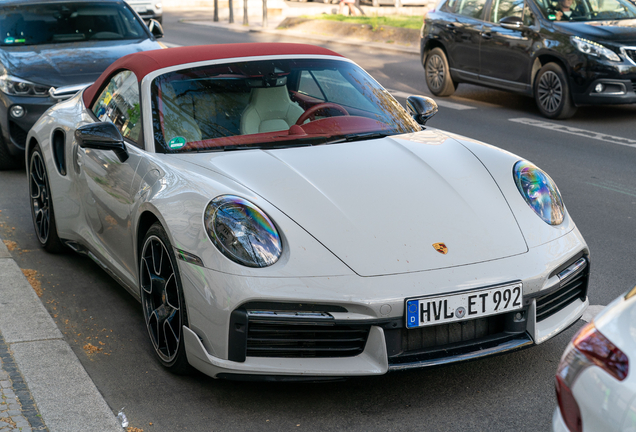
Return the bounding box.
[26,43,589,379]
[553,288,634,432]
[126,0,162,23]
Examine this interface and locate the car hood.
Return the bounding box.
[184,131,528,276]
[553,19,636,44]
[0,39,160,88]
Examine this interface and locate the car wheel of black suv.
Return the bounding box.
[425,48,457,97]
[0,136,23,171]
[534,63,577,120]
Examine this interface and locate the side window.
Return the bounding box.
[523,3,535,25]
[92,70,142,146]
[442,0,459,12]
[457,0,489,19]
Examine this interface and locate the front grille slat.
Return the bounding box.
[536,260,589,322]
[246,321,370,358]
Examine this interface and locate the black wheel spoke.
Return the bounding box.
[29,152,51,244]
[140,235,183,364]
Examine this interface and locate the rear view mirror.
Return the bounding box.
[75,122,129,163]
[148,19,164,39]
[406,96,438,126]
[499,16,524,29]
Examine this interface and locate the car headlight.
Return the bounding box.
[570,36,620,62]
[204,195,282,267]
[0,74,51,96]
[514,160,565,225]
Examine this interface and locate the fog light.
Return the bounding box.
[595,83,604,93]
[10,105,25,118]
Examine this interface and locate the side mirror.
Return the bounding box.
[499,16,524,29]
[75,122,129,163]
[148,19,164,39]
[406,96,438,126]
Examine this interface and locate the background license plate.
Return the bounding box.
[406,283,523,329]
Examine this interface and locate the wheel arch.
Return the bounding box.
[136,210,161,265]
[423,39,450,66]
[531,54,570,91]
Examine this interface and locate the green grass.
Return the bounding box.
[304,14,422,30]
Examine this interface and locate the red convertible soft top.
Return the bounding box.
[82,43,343,107]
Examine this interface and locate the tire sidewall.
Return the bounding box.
[140,223,190,371]
[28,144,63,252]
[534,63,575,119]
[424,47,455,96]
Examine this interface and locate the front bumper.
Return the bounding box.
[570,53,636,106]
[180,227,589,378]
[0,92,56,156]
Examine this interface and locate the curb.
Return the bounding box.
[0,239,122,432]
[183,20,421,55]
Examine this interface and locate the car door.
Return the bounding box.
[77,70,144,284]
[443,0,490,78]
[479,0,539,92]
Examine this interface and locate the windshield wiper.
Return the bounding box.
[326,132,389,144]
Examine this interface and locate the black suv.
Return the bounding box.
[0,0,164,170]
[420,0,636,118]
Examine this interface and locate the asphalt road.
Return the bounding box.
[0,10,635,432]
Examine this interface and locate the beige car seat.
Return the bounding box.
[159,82,202,144]
[240,86,304,135]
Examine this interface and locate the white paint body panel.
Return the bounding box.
[552,293,636,432]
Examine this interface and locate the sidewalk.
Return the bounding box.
[165,5,421,55]
[0,239,122,432]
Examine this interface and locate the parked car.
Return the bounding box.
[420,0,636,119]
[126,0,163,23]
[0,0,164,170]
[553,286,634,432]
[27,43,590,379]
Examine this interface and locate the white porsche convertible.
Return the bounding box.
[26,43,590,379]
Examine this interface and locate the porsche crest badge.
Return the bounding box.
[433,243,448,254]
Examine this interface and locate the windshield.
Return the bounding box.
[0,2,147,46]
[535,0,636,21]
[151,58,421,153]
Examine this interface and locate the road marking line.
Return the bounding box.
[586,180,636,198]
[509,118,636,148]
[581,305,605,323]
[387,90,476,110]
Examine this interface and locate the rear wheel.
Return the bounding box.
[534,63,577,119]
[28,144,65,253]
[424,48,457,97]
[140,223,192,374]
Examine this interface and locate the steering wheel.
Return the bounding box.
[295,103,349,125]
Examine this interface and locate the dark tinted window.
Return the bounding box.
[491,0,535,23]
[456,0,489,18]
[0,2,146,46]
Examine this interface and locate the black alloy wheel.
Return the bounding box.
[29,145,65,253]
[534,63,577,119]
[140,223,191,374]
[424,47,457,97]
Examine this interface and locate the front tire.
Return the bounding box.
[0,135,22,171]
[28,144,65,253]
[140,223,191,374]
[424,47,457,97]
[534,63,577,119]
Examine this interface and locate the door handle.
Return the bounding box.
[481,32,493,39]
[446,23,457,29]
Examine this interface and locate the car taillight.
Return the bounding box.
[555,322,630,432]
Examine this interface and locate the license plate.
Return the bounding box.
[406,282,523,329]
